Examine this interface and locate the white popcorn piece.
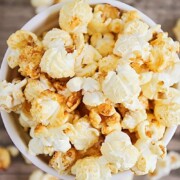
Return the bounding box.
[154,92,180,127]
[90,33,115,57]
[0,147,11,170]
[149,152,180,180]
[7,146,19,158]
[83,91,106,106]
[113,34,150,60]
[30,90,65,126]
[40,47,75,79]
[122,109,147,131]
[102,62,141,104]
[31,0,54,8]
[24,75,54,102]
[71,156,112,180]
[64,116,99,151]
[72,33,85,55]
[132,139,166,175]
[101,131,139,171]
[82,77,100,92]
[66,77,84,92]
[49,148,77,174]
[0,79,27,112]
[43,28,73,49]
[29,170,58,180]
[29,124,71,156]
[59,0,93,33]
[7,49,20,69]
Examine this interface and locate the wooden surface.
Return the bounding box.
[0,0,180,180]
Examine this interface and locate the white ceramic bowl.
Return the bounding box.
[0,0,177,179]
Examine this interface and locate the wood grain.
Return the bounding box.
[0,0,180,180]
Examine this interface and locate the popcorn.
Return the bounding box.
[83,91,105,106]
[29,170,58,180]
[136,114,165,141]
[71,156,112,180]
[90,33,115,57]
[147,33,179,72]
[102,62,141,105]
[88,4,120,34]
[64,116,99,150]
[43,28,73,49]
[7,146,19,157]
[97,103,116,116]
[101,131,139,171]
[154,91,180,127]
[59,0,93,33]
[66,92,82,112]
[149,152,180,180]
[19,101,37,130]
[122,109,147,131]
[7,30,44,79]
[40,47,75,79]
[0,147,11,170]
[113,34,150,60]
[49,148,77,174]
[31,0,54,8]
[24,75,54,102]
[72,33,85,55]
[173,19,180,41]
[30,90,66,126]
[108,19,123,33]
[0,79,27,112]
[66,77,84,92]
[132,139,166,175]
[29,124,71,155]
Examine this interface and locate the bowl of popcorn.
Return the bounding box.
[0,0,180,179]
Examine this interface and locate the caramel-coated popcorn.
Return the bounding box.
[1,0,180,179]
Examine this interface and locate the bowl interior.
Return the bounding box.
[0,0,177,179]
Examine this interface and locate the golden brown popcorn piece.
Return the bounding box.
[0,147,11,170]
[97,103,116,116]
[49,148,77,174]
[101,112,121,135]
[147,33,179,72]
[90,33,115,57]
[94,4,120,20]
[7,30,44,79]
[66,91,82,112]
[121,10,140,23]
[108,19,123,33]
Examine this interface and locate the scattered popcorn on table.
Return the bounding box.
[29,170,58,180]
[1,0,180,179]
[0,147,11,170]
[173,19,180,41]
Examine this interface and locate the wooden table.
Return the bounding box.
[0,0,180,179]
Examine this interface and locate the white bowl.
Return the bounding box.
[0,0,177,179]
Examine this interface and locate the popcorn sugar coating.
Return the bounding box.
[64,116,99,150]
[90,33,115,57]
[59,0,93,33]
[0,147,11,170]
[42,28,73,49]
[49,148,77,174]
[40,47,75,79]
[102,62,141,104]
[71,156,112,180]
[101,131,139,171]
[30,90,65,126]
[29,124,71,155]
[0,79,27,112]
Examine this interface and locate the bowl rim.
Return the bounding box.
[0,0,177,179]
